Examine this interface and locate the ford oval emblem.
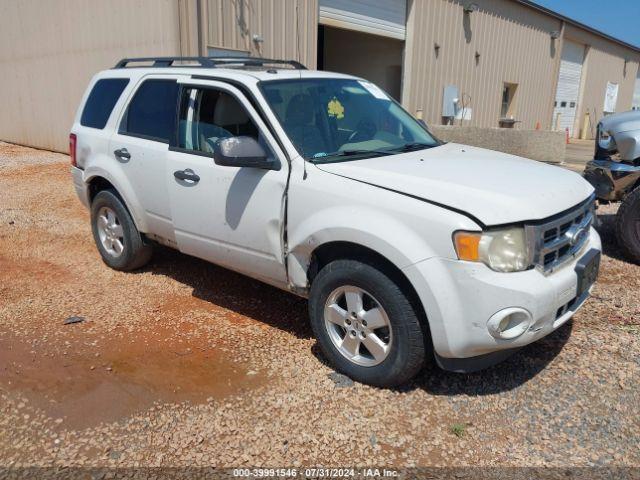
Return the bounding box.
[565,224,588,247]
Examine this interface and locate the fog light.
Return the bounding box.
[487,307,532,339]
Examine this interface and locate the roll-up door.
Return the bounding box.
[633,71,640,110]
[319,0,407,40]
[553,40,585,136]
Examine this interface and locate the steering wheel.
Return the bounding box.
[348,119,377,143]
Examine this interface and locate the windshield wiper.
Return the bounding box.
[312,148,396,163]
[311,143,435,163]
[340,148,397,156]
[389,142,436,153]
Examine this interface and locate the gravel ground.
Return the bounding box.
[0,141,639,469]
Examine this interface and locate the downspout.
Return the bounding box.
[177,0,184,55]
[401,0,414,111]
[196,0,204,56]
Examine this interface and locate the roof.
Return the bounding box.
[102,66,359,84]
[516,0,640,53]
[109,56,360,82]
[217,69,359,82]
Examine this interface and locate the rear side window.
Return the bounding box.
[120,79,179,143]
[80,78,129,129]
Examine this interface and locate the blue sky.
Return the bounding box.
[530,0,640,48]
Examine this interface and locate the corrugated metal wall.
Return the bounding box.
[0,0,184,152]
[206,0,318,69]
[2,0,639,151]
[564,24,640,136]
[402,0,564,130]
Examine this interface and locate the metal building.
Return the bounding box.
[1,0,639,152]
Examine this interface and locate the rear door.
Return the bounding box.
[110,75,183,240]
[166,80,289,286]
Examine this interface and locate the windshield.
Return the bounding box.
[260,78,439,163]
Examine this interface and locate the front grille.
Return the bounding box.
[525,195,595,273]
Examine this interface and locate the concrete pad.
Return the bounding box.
[563,139,595,173]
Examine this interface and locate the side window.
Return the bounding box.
[178,87,260,154]
[120,79,179,143]
[80,78,129,129]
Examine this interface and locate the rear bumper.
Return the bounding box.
[71,166,89,208]
[402,228,601,367]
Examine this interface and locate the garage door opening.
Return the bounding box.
[553,40,586,137]
[318,25,404,101]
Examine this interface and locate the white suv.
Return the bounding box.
[70,56,601,387]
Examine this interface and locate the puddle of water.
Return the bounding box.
[0,327,263,430]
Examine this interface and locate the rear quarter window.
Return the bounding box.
[80,78,129,129]
[120,79,179,143]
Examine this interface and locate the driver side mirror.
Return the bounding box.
[213,136,280,171]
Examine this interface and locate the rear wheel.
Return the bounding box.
[309,259,427,387]
[90,190,152,271]
[616,186,640,264]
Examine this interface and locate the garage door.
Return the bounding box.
[633,71,640,110]
[553,40,585,136]
[319,0,407,40]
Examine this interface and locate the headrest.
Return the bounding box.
[213,92,250,126]
[285,94,314,125]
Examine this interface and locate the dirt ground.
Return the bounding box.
[0,141,639,469]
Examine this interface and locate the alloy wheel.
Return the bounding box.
[323,285,393,367]
[96,206,125,257]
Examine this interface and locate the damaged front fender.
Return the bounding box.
[596,110,640,162]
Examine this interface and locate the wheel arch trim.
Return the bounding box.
[84,167,148,232]
[290,238,432,341]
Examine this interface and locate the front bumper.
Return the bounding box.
[402,228,601,368]
[584,159,640,201]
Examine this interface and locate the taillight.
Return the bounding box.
[69,133,77,167]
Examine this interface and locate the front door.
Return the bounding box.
[166,80,289,286]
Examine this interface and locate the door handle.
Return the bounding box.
[114,148,131,161]
[173,169,200,183]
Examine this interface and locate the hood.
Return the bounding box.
[599,110,640,134]
[315,143,594,226]
[598,110,640,161]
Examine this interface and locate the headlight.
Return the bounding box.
[453,227,531,272]
[598,129,616,151]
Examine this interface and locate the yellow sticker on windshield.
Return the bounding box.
[327,97,345,119]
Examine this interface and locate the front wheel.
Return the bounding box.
[309,259,427,387]
[616,186,640,264]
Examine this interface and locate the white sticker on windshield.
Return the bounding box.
[358,81,389,100]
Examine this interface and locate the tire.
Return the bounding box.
[616,186,640,264]
[90,190,152,271]
[309,259,427,387]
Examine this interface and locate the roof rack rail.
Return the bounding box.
[208,56,307,70]
[114,57,216,68]
[114,56,306,70]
